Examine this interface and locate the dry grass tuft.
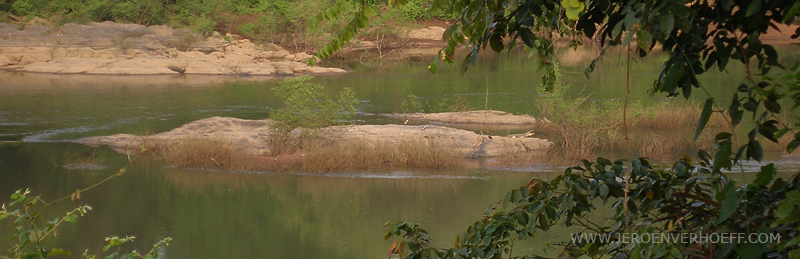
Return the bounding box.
[536,99,723,165]
[153,138,283,171]
[146,136,463,172]
[302,138,463,172]
[63,150,104,170]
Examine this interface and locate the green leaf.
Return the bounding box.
[362,6,376,17]
[788,138,800,153]
[784,2,800,23]
[788,191,800,202]
[519,28,536,48]
[660,13,674,35]
[46,248,71,257]
[661,62,685,92]
[774,128,790,139]
[746,0,761,17]
[670,248,682,258]
[695,98,714,140]
[597,158,612,166]
[636,30,652,51]
[599,184,609,197]
[425,248,440,259]
[63,214,77,223]
[777,199,794,220]
[754,163,775,187]
[489,34,504,52]
[428,60,437,73]
[737,242,767,259]
[561,0,585,20]
[729,94,743,127]
[764,98,781,114]
[713,139,732,175]
[747,140,764,162]
[714,186,738,225]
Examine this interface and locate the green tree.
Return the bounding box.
[269,76,357,154]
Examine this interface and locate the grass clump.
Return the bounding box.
[158,138,241,169]
[62,150,104,170]
[302,138,462,172]
[534,65,719,163]
[269,76,357,155]
[149,136,462,172]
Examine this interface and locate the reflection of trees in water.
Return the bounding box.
[155,167,540,259]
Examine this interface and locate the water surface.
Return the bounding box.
[1,46,799,258]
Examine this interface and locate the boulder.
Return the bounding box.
[71,115,553,158]
[407,26,446,40]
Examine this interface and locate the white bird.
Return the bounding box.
[403,119,409,125]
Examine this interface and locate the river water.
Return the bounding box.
[1,46,799,258]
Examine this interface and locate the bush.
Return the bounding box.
[400,94,424,113]
[269,76,357,154]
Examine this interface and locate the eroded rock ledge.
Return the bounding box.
[0,22,345,75]
[71,116,553,159]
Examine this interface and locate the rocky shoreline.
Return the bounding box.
[0,21,346,76]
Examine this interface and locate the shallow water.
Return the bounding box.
[1,46,799,258]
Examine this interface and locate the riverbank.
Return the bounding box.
[0,21,346,76]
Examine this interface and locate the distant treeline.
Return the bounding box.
[0,0,452,51]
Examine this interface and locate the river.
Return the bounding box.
[1,46,799,258]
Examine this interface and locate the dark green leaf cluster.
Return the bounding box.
[386,157,800,259]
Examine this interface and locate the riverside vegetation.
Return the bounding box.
[318,0,800,258]
[0,0,450,54]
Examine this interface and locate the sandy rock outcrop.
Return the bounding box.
[0,21,345,75]
[320,124,552,158]
[72,116,553,158]
[73,117,275,155]
[407,26,446,41]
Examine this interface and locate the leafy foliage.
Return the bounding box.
[386,157,800,259]
[400,94,424,113]
[269,76,357,153]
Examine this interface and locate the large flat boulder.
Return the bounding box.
[71,116,553,158]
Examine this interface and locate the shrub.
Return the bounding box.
[269,76,357,154]
[400,94,424,113]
